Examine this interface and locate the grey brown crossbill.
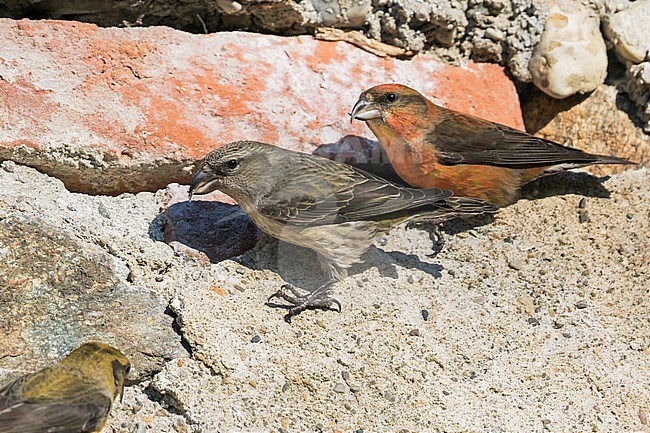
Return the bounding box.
[0,342,130,433]
[189,140,497,321]
[351,84,634,207]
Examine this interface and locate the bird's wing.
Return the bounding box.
[0,399,110,433]
[427,110,608,167]
[0,377,23,411]
[257,156,453,226]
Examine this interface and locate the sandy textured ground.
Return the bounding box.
[0,162,648,433]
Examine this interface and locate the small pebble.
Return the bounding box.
[542,419,552,430]
[377,236,388,246]
[508,257,523,270]
[518,294,534,314]
[578,210,589,223]
[344,402,352,410]
[447,269,456,277]
[350,384,361,393]
[639,408,648,425]
[562,332,572,338]
[485,27,504,41]
[472,295,486,305]
[333,382,347,393]
[409,328,421,336]
[282,382,290,392]
[407,275,414,284]
[2,161,16,173]
[234,284,246,292]
[384,391,396,402]
[553,319,565,329]
[442,390,450,395]
[421,309,429,321]
[528,317,540,326]
[576,300,588,309]
[279,428,288,433]
[356,430,364,433]
[626,213,634,219]
[578,197,587,209]
[250,335,261,343]
[341,370,350,380]
[97,203,111,219]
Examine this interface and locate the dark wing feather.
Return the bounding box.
[0,377,24,411]
[428,110,629,167]
[0,399,110,433]
[257,154,453,226]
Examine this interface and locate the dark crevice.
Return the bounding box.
[164,306,194,357]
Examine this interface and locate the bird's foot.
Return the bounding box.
[406,220,445,255]
[267,284,341,322]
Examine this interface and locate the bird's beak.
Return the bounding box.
[189,167,220,200]
[350,98,382,122]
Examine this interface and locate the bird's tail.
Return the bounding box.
[533,154,635,180]
[408,195,498,225]
[592,154,634,165]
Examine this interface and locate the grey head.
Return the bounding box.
[189,140,281,202]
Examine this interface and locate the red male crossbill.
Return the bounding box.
[351,84,633,207]
[0,342,130,433]
[189,140,497,320]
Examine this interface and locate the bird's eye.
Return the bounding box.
[386,93,397,102]
[125,365,131,375]
[227,159,238,169]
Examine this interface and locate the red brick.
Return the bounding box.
[0,19,523,195]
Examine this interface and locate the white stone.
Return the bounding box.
[529,0,608,98]
[603,0,650,63]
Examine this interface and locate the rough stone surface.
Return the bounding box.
[529,0,608,98]
[624,61,650,132]
[0,1,548,83]
[0,155,647,432]
[0,19,523,195]
[0,164,187,382]
[602,0,650,64]
[137,167,650,432]
[464,0,547,82]
[522,84,650,173]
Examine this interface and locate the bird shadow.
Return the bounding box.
[149,199,260,263]
[233,236,443,294]
[313,134,406,184]
[519,170,613,201]
[435,214,497,238]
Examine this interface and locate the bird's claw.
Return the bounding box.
[267,284,342,322]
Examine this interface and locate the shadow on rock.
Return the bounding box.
[154,200,260,263]
[235,235,444,296]
[520,170,614,201]
[313,134,405,184]
[434,214,497,240]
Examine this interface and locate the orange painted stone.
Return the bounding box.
[0,19,523,195]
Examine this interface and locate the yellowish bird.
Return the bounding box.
[0,342,130,433]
